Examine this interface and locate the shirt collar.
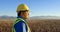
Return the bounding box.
[17,16,22,18]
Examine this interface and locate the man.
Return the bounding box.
[12,4,31,32]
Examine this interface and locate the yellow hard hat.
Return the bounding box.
[16,4,30,12]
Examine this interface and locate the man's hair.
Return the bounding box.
[17,11,21,16]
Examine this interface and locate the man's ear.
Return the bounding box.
[20,12,22,16]
[22,12,25,14]
[21,12,24,16]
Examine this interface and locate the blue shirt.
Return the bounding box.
[14,16,28,32]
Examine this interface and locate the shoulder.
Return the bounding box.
[16,20,25,24]
[15,20,27,26]
[14,21,26,27]
[14,18,26,24]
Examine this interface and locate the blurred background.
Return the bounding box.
[0,0,60,32]
[0,0,60,17]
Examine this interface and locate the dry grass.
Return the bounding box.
[0,21,13,32]
[0,20,60,32]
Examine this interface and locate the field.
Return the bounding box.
[0,19,60,32]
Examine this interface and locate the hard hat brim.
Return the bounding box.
[16,10,31,12]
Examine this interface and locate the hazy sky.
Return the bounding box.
[0,0,60,17]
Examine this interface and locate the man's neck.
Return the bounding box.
[17,16,27,20]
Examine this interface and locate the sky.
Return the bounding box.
[0,0,60,17]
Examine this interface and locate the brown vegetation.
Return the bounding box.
[0,20,60,32]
